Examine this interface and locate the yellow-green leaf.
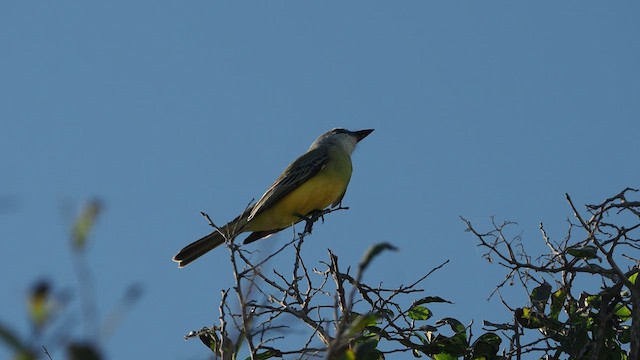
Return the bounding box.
[408,305,432,321]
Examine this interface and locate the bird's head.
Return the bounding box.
[309,128,374,154]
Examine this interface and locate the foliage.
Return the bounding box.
[6,189,637,360]
[184,209,503,359]
[463,188,640,359]
[184,188,639,359]
[0,200,142,360]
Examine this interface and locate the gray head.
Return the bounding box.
[308,128,374,155]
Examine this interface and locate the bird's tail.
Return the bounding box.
[173,211,250,267]
[173,230,229,267]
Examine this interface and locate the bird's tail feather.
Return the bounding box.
[173,210,251,267]
[173,230,226,267]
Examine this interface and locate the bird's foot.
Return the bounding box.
[294,206,350,237]
[294,209,327,236]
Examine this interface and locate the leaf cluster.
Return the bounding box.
[466,188,640,359]
[185,233,504,360]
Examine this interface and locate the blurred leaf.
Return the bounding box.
[618,325,631,344]
[14,352,37,360]
[567,245,600,261]
[123,283,144,303]
[68,342,102,360]
[71,199,102,251]
[365,326,392,342]
[101,283,145,340]
[550,288,567,320]
[342,349,356,360]
[470,332,502,359]
[28,280,52,330]
[0,323,28,352]
[346,313,380,338]
[530,282,552,313]
[408,306,432,321]
[629,271,638,285]
[359,243,398,272]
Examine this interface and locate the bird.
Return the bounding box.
[173,128,374,267]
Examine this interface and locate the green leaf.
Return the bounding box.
[199,331,218,353]
[530,282,552,313]
[550,288,566,320]
[470,332,502,359]
[346,313,380,337]
[433,332,468,357]
[433,353,457,360]
[365,326,391,340]
[408,305,432,321]
[353,338,383,360]
[629,271,638,285]
[614,303,632,322]
[417,319,468,358]
[515,307,544,329]
[584,293,601,309]
[245,349,283,360]
[437,318,466,334]
[567,245,600,260]
[414,296,453,306]
[359,243,398,272]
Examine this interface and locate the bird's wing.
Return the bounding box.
[248,147,330,220]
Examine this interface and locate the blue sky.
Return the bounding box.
[1,2,639,359]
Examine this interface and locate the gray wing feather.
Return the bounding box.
[248,148,329,220]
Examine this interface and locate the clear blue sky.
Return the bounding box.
[2,2,639,359]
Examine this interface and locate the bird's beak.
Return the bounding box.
[352,129,374,142]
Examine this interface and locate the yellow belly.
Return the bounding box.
[247,152,352,231]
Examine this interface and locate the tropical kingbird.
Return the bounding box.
[173,128,373,267]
